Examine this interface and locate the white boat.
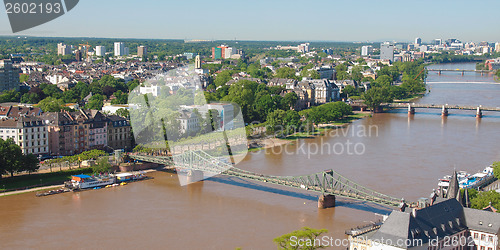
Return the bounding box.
[66,174,116,190]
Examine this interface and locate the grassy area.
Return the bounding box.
[0,168,93,192]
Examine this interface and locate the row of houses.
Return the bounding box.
[0,105,132,156]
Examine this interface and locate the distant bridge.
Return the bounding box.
[427,69,494,76]
[385,103,500,117]
[130,151,403,208]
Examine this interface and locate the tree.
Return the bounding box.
[342,85,359,98]
[116,108,130,118]
[93,157,111,174]
[275,67,298,80]
[273,227,328,250]
[19,74,29,83]
[471,190,500,210]
[362,87,393,111]
[492,162,500,179]
[38,97,65,112]
[85,94,105,110]
[111,90,128,104]
[214,70,234,87]
[283,92,299,110]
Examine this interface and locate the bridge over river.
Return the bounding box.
[129,150,404,209]
[384,103,500,117]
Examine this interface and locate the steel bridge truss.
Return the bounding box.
[130,150,401,207]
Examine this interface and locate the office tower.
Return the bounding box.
[114,42,126,56]
[0,59,20,92]
[137,46,147,57]
[361,45,373,56]
[57,43,71,55]
[95,46,106,56]
[415,37,422,46]
[380,43,394,62]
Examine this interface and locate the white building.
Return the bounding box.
[180,103,235,131]
[46,74,69,85]
[139,85,161,97]
[0,116,49,155]
[380,42,395,62]
[57,43,72,55]
[495,43,500,53]
[95,46,106,56]
[114,42,128,56]
[361,45,373,56]
[176,110,201,134]
[102,104,135,115]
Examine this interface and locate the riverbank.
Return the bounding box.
[248,112,372,150]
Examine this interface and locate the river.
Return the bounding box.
[1,63,500,249]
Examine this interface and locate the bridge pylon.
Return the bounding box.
[441,105,448,117]
[476,107,483,119]
[318,194,336,209]
[408,104,415,116]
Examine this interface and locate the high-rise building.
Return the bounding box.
[95,46,106,57]
[114,42,129,56]
[434,39,442,46]
[137,46,147,57]
[195,55,201,69]
[75,50,82,61]
[380,43,394,62]
[496,43,500,53]
[415,37,422,46]
[212,47,222,59]
[361,45,373,56]
[57,43,72,55]
[0,59,20,92]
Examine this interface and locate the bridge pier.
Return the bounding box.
[476,107,483,119]
[438,70,441,75]
[408,104,415,116]
[318,194,336,209]
[186,170,204,183]
[462,71,464,76]
[441,105,448,117]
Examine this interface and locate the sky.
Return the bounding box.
[0,0,499,42]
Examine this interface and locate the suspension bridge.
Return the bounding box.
[129,150,403,208]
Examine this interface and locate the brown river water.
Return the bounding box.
[1,63,500,250]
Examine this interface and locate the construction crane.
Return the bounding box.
[78,42,91,61]
[413,67,426,81]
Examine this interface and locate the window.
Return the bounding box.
[488,236,493,242]
[481,234,485,241]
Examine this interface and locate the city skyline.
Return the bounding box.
[1,0,500,42]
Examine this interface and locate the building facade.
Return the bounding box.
[0,59,20,92]
[380,43,395,62]
[107,115,132,151]
[95,46,106,57]
[138,46,147,57]
[57,43,71,55]
[0,116,49,156]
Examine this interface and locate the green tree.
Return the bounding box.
[471,190,500,210]
[19,74,29,82]
[283,92,299,109]
[85,94,105,110]
[116,108,130,118]
[362,87,393,111]
[93,157,111,174]
[273,227,328,250]
[214,70,234,87]
[492,162,500,179]
[37,97,65,112]
[275,67,298,80]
